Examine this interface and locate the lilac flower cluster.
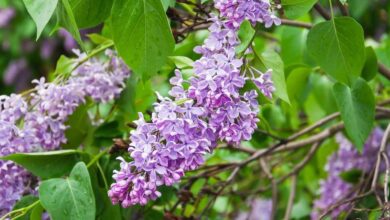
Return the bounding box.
[312,128,386,219]
[108,1,279,207]
[0,51,130,216]
[214,0,281,29]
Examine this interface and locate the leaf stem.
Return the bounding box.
[0,200,40,220]
[87,147,111,168]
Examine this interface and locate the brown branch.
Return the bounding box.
[281,19,313,29]
[314,3,331,20]
[379,63,390,81]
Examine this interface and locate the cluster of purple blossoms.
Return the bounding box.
[312,128,386,219]
[214,0,281,29]
[190,17,261,144]
[0,50,130,216]
[109,1,279,207]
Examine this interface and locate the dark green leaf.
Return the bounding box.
[111,0,175,78]
[281,0,317,19]
[69,0,113,28]
[333,78,375,150]
[39,162,96,220]
[361,47,378,81]
[63,104,93,149]
[339,169,362,183]
[307,17,365,85]
[22,0,58,39]
[1,150,88,179]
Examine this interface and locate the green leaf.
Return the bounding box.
[333,78,375,150]
[30,203,44,220]
[111,0,175,78]
[1,150,88,179]
[362,47,378,81]
[39,162,96,220]
[261,50,291,104]
[69,0,113,28]
[169,56,194,69]
[236,20,255,55]
[307,17,365,85]
[161,0,175,11]
[57,0,85,50]
[281,0,317,19]
[22,0,59,40]
[286,67,311,102]
[63,104,93,149]
[53,55,77,80]
[339,169,362,183]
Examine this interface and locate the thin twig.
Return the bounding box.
[372,123,390,190]
[281,19,313,29]
[260,159,277,220]
[383,152,390,203]
[284,175,297,220]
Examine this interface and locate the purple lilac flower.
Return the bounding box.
[190,17,259,144]
[251,69,275,99]
[0,8,15,28]
[109,1,278,207]
[70,50,130,103]
[312,128,386,219]
[214,0,281,29]
[0,50,130,215]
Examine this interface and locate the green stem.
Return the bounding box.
[0,200,40,220]
[87,147,110,168]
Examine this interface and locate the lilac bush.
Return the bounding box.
[108,0,278,207]
[0,50,130,215]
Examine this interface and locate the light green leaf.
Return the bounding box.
[286,67,311,102]
[236,20,255,55]
[22,0,59,40]
[57,0,85,50]
[69,0,113,28]
[281,0,317,19]
[261,50,291,104]
[161,0,175,11]
[1,150,88,179]
[111,0,175,78]
[169,56,194,69]
[307,17,365,85]
[333,78,375,150]
[39,162,96,220]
